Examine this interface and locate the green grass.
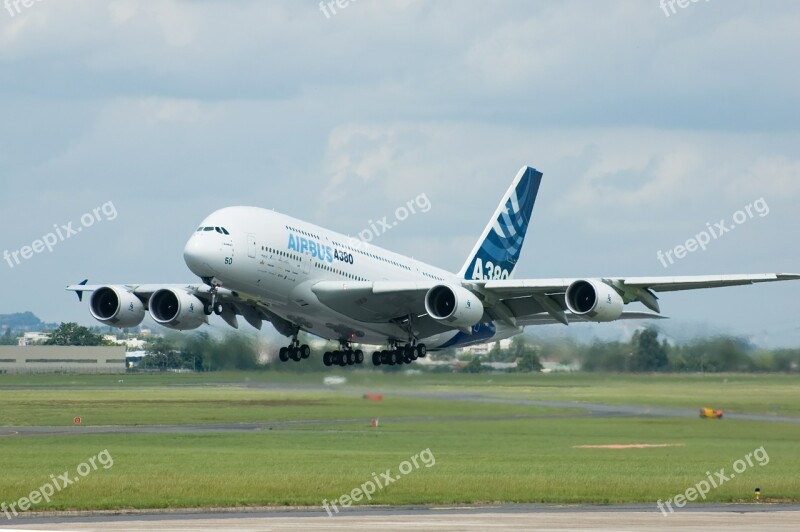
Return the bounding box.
[0,418,797,510]
[0,371,798,511]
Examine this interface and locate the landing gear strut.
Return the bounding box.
[322,340,365,367]
[203,283,224,316]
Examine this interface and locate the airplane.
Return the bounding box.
[67,166,799,368]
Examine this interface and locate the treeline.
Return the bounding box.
[575,329,800,373]
[139,332,261,371]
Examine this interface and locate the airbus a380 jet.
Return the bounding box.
[68,166,798,368]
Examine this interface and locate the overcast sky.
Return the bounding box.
[1,0,798,346]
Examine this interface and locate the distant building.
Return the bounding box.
[458,338,512,356]
[103,335,147,350]
[0,346,126,374]
[17,332,51,346]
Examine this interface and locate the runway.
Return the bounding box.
[2,388,798,438]
[2,504,798,531]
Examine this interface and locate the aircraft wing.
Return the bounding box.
[479,273,800,297]
[65,281,291,333]
[310,273,800,328]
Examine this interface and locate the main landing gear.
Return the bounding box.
[278,329,310,362]
[322,340,365,367]
[371,342,427,366]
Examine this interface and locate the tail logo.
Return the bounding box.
[465,167,541,280]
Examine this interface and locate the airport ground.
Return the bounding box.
[0,371,798,529]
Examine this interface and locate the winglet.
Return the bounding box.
[74,279,89,302]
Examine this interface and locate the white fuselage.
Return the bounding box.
[182,207,518,349]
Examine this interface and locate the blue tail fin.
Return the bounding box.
[459,166,543,281]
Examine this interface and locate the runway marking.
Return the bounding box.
[573,443,686,449]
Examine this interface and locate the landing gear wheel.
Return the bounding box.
[203,303,213,316]
[279,347,289,362]
[337,351,347,367]
[354,350,364,364]
[416,344,427,358]
[323,351,333,366]
[300,344,311,359]
[346,351,355,366]
[372,352,382,366]
[290,347,302,361]
[213,302,223,316]
[405,346,416,362]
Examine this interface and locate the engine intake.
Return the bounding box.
[424,285,484,328]
[565,279,624,322]
[89,286,145,328]
[149,289,206,330]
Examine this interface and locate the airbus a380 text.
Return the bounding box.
[68,167,799,368]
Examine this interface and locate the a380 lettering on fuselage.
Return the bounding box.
[287,233,354,265]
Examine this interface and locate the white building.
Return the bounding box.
[17,332,51,346]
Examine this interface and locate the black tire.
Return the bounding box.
[346,351,355,365]
[405,346,416,360]
[372,352,382,366]
[338,351,347,367]
[355,350,364,364]
[203,303,213,316]
[300,344,311,359]
[279,347,289,362]
[380,350,389,364]
[213,303,223,316]
[323,352,333,366]
[290,347,302,361]
[417,344,427,357]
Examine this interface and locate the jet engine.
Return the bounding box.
[565,279,624,322]
[149,289,206,330]
[424,284,484,328]
[89,286,145,328]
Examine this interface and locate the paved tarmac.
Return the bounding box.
[1,504,798,531]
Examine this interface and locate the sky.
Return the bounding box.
[1,0,799,347]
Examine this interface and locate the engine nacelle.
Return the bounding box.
[565,279,624,322]
[424,284,484,328]
[89,286,145,328]
[149,289,206,330]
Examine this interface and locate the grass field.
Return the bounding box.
[0,371,798,512]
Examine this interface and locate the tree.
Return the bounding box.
[45,323,107,346]
[515,349,543,373]
[509,336,543,372]
[629,328,669,372]
[0,328,16,345]
[461,356,485,373]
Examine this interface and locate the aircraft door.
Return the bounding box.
[247,234,256,258]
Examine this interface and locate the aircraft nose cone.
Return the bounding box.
[183,235,215,277]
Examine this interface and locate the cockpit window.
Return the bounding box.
[197,226,230,234]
